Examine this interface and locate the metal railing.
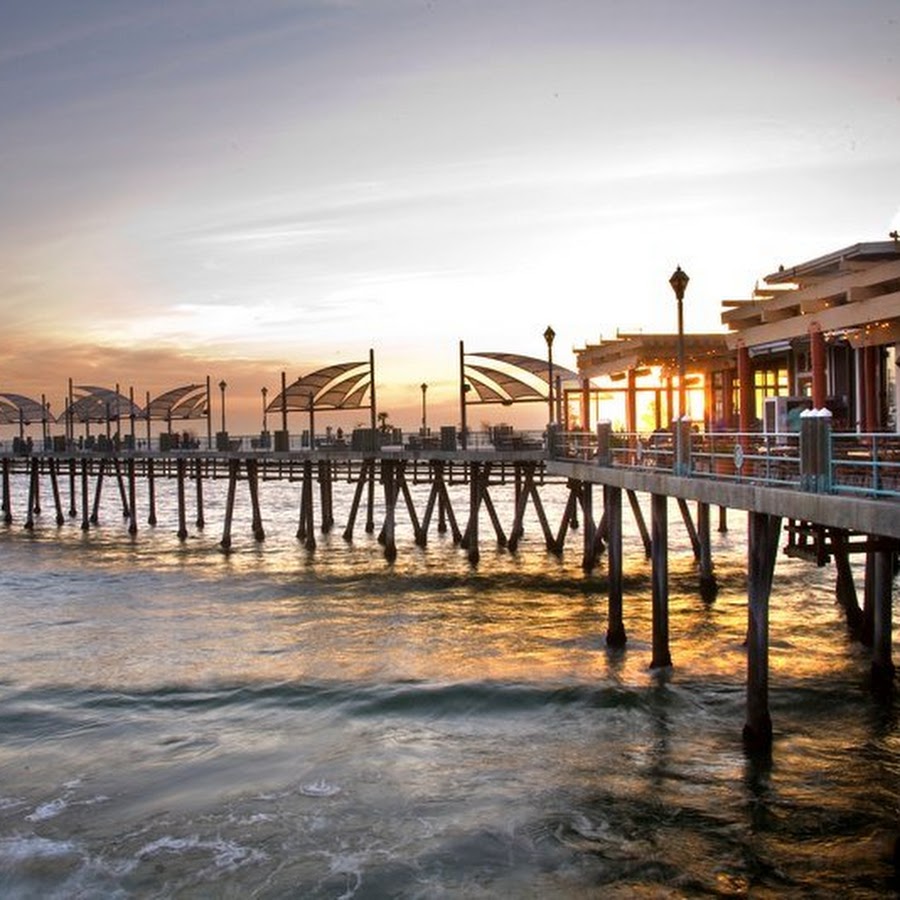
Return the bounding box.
[0,428,551,456]
[3,424,898,499]
[551,423,900,499]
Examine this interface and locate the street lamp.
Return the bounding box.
[669,266,689,420]
[219,380,227,435]
[544,325,556,425]
[261,386,268,433]
[669,265,689,473]
[420,383,428,434]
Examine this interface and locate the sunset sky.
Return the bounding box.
[2,1,899,431]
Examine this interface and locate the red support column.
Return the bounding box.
[810,325,826,409]
[722,369,735,429]
[626,369,637,433]
[580,377,591,432]
[863,345,879,432]
[738,345,754,432]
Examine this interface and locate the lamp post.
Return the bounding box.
[219,380,227,435]
[544,325,556,426]
[669,265,689,473]
[420,382,428,434]
[261,386,268,433]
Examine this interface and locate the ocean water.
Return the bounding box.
[0,467,897,898]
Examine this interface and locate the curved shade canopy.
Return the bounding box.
[463,352,579,406]
[63,386,144,423]
[268,361,372,413]
[146,384,207,421]
[0,393,54,424]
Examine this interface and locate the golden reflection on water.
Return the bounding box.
[0,474,893,700]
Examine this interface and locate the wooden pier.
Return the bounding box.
[1,444,896,752]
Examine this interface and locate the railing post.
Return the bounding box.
[596,421,612,466]
[675,418,692,476]
[547,423,562,457]
[799,409,832,492]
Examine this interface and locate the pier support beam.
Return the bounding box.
[24,458,38,530]
[507,463,554,555]
[127,457,138,535]
[650,493,671,669]
[113,458,130,520]
[246,459,265,542]
[343,458,375,543]
[580,482,602,573]
[176,457,188,541]
[743,511,782,753]
[461,461,481,565]
[68,459,77,518]
[195,459,205,530]
[697,501,718,602]
[870,547,896,693]
[49,459,64,525]
[627,489,651,558]
[604,485,626,648]
[319,461,334,533]
[147,459,157,526]
[378,460,398,562]
[419,461,461,547]
[90,458,105,524]
[1,457,11,524]
[80,459,90,531]
[830,528,863,636]
[220,458,238,550]
[296,460,316,550]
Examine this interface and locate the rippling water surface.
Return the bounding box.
[0,471,897,897]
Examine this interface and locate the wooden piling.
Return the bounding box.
[127,457,137,534]
[176,457,188,541]
[627,489,651,558]
[68,459,77,518]
[677,497,701,560]
[343,458,372,542]
[1,457,11,524]
[147,458,157,526]
[462,461,481,564]
[379,460,398,562]
[31,460,41,515]
[650,492,671,668]
[605,485,626,648]
[870,547,896,692]
[24,458,38,530]
[830,528,863,636]
[697,501,718,602]
[80,459,90,531]
[419,461,460,546]
[318,460,334,533]
[580,482,598,573]
[49,459,64,525]
[298,459,316,550]
[507,463,554,554]
[743,511,782,752]
[396,462,423,547]
[195,458,205,529]
[90,458,104,524]
[246,458,265,542]
[113,458,130,519]
[220,458,238,550]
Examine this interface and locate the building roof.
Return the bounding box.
[764,240,900,285]
[723,239,900,349]
[575,333,732,379]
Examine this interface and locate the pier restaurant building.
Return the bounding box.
[572,240,900,437]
